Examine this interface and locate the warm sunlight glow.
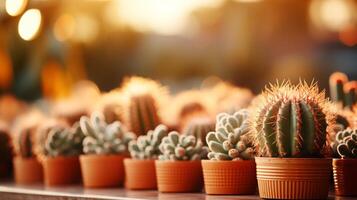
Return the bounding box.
[18,9,42,41]
[5,0,27,16]
[106,0,224,35]
[54,14,76,42]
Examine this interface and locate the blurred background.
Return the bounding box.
[0,0,357,101]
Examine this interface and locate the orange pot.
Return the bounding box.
[124,159,157,190]
[155,160,203,193]
[256,157,331,199]
[43,156,81,186]
[202,160,256,195]
[13,157,43,184]
[80,154,125,188]
[333,158,357,196]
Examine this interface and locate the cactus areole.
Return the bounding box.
[251,81,331,158]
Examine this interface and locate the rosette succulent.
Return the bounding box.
[334,128,357,158]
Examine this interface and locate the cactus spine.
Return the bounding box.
[129,124,168,159]
[251,81,330,158]
[206,110,254,160]
[335,128,357,158]
[182,117,214,146]
[329,72,357,109]
[80,112,135,155]
[159,131,209,161]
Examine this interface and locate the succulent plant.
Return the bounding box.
[334,128,357,158]
[206,110,254,160]
[44,123,85,157]
[158,131,209,161]
[80,112,135,155]
[182,117,214,146]
[129,124,168,159]
[329,72,357,109]
[250,81,331,158]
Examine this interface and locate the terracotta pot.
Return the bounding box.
[155,160,203,193]
[80,154,124,188]
[124,159,157,190]
[256,157,331,199]
[13,157,43,184]
[43,156,81,186]
[333,158,357,196]
[202,160,256,195]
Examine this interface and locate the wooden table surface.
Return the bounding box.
[0,181,355,200]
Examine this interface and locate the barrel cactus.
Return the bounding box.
[158,131,209,161]
[44,123,84,157]
[334,128,357,158]
[206,110,254,160]
[182,117,214,146]
[329,72,357,109]
[80,112,135,155]
[250,81,331,158]
[129,124,168,159]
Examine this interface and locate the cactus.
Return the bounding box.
[182,117,214,146]
[329,72,357,109]
[129,124,168,159]
[80,112,135,155]
[18,130,34,158]
[44,123,85,157]
[344,81,357,109]
[0,123,12,168]
[158,131,209,161]
[206,110,254,160]
[334,128,357,158]
[251,81,331,158]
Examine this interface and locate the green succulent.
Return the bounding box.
[335,128,357,158]
[158,131,208,161]
[129,124,168,159]
[80,112,135,155]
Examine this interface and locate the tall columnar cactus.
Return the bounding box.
[129,124,168,159]
[344,81,357,109]
[129,94,161,136]
[158,131,209,161]
[80,112,135,155]
[44,123,85,157]
[182,117,214,146]
[251,81,331,158]
[329,72,357,109]
[206,110,254,160]
[334,128,357,158]
[18,130,34,158]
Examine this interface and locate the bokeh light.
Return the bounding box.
[53,14,76,42]
[18,9,42,41]
[5,0,27,16]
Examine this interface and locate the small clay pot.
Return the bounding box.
[124,159,157,190]
[202,160,256,195]
[155,160,203,193]
[256,157,331,199]
[13,157,43,184]
[333,158,357,196]
[43,156,81,186]
[80,154,124,188]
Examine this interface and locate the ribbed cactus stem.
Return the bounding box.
[19,130,33,158]
[182,117,214,146]
[329,72,348,106]
[344,81,357,109]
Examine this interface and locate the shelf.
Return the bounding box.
[0,181,354,200]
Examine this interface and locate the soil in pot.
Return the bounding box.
[202,160,256,195]
[124,159,156,190]
[155,160,203,193]
[14,157,43,184]
[255,157,331,199]
[80,154,124,188]
[43,156,81,186]
[333,158,357,196]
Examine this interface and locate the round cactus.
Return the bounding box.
[129,124,168,159]
[159,131,208,161]
[80,112,135,155]
[335,128,357,158]
[45,123,84,157]
[250,81,331,158]
[206,109,254,160]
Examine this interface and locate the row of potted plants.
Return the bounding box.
[9,80,357,199]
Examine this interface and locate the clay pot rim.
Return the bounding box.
[44,155,79,160]
[333,158,357,161]
[155,160,201,163]
[124,158,156,162]
[80,154,124,159]
[255,157,332,161]
[202,159,254,163]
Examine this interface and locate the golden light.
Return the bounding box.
[5,0,27,16]
[310,0,355,32]
[54,14,76,42]
[234,0,263,3]
[72,15,98,43]
[106,0,224,35]
[18,9,42,41]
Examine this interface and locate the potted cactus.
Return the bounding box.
[155,131,208,192]
[42,123,84,186]
[332,128,357,196]
[329,72,357,109]
[79,112,135,188]
[251,82,332,199]
[125,124,168,190]
[182,117,214,146]
[202,109,256,195]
